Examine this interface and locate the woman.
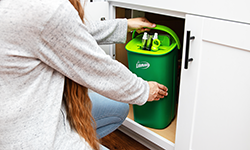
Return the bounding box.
[0,0,168,149]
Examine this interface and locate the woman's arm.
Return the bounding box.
[85,18,156,45]
[85,19,128,45]
[38,1,149,105]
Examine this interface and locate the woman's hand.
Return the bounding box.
[147,81,168,102]
[127,17,156,33]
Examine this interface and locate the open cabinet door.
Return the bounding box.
[84,1,111,55]
[175,14,250,150]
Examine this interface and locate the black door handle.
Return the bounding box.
[184,31,195,69]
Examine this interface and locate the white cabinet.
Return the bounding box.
[176,14,250,150]
[90,1,250,149]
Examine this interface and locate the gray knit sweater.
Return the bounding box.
[0,0,149,149]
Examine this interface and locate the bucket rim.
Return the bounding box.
[126,43,177,56]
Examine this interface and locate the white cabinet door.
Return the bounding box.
[175,14,250,150]
[84,2,111,55]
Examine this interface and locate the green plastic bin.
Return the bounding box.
[125,25,181,129]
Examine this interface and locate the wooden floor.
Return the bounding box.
[101,129,149,150]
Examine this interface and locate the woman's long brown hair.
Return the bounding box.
[64,0,99,149]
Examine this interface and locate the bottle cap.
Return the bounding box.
[153,32,158,40]
[142,32,148,40]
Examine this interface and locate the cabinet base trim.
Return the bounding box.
[118,118,175,150]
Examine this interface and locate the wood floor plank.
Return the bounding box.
[101,130,149,150]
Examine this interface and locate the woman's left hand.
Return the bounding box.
[127,17,156,33]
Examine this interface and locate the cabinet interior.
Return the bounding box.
[115,7,185,143]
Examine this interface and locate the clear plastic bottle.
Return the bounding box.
[142,32,148,50]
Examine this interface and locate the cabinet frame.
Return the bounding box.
[107,1,250,150]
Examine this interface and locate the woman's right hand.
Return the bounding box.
[127,17,156,33]
[147,81,168,102]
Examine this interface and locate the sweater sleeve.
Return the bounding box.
[85,19,128,45]
[38,1,148,105]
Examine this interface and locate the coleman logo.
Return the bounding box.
[136,61,150,69]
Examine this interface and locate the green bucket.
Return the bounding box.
[126,25,181,129]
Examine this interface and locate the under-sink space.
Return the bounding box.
[115,7,185,144]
